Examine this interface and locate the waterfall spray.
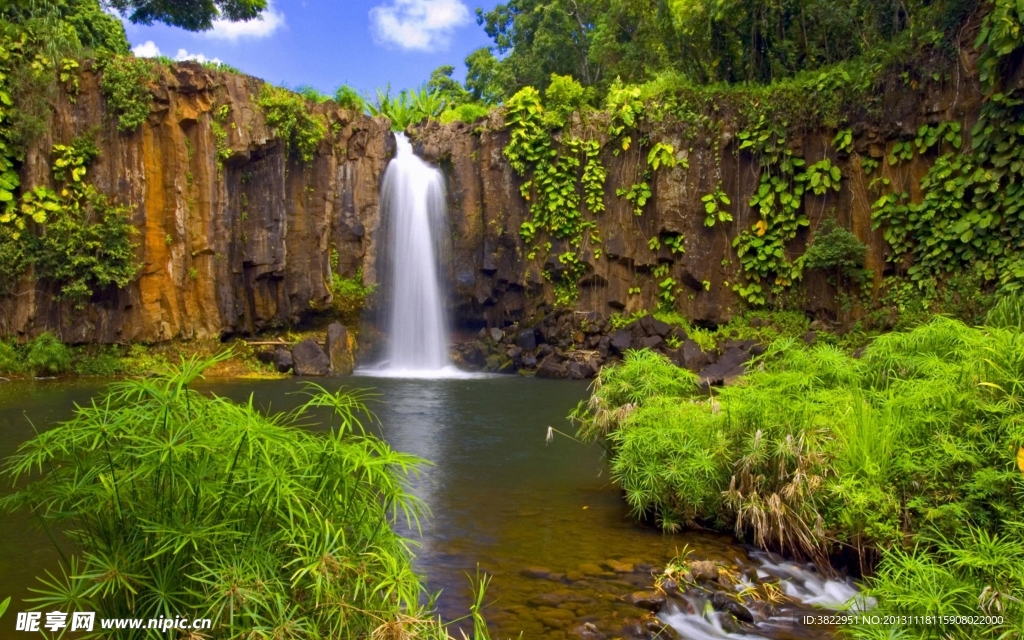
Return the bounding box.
[378,133,451,374]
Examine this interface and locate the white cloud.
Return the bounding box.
[174,49,222,64]
[132,40,161,57]
[370,0,471,51]
[204,2,285,40]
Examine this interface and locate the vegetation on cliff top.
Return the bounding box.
[573,303,1024,637]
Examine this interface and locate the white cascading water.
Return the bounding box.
[378,133,451,375]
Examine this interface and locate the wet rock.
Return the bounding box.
[640,315,672,337]
[569,622,605,640]
[489,327,503,342]
[676,339,711,371]
[689,560,720,582]
[292,339,330,376]
[537,354,568,378]
[517,328,537,351]
[521,354,538,369]
[660,578,678,593]
[325,322,355,375]
[697,347,751,386]
[644,616,679,639]
[725,601,754,623]
[521,566,554,580]
[565,570,585,582]
[610,329,633,354]
[604,559,635,573]
[256,348,276,364]
[274,346,293,373]
[626,591,665,612]
[578,563,609,577]
[637,336,663,350]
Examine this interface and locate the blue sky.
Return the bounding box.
[122,0,501,96]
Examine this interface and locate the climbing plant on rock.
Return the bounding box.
[503,83,606,303]
[0,138,138,301]
[870,0,1024,292]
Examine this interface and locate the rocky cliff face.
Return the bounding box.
[411,63,983,329]
[0,57,984,343]
[1,62,392,343]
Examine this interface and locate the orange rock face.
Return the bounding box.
[2,62,392,343]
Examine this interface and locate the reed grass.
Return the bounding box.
[574,313,1024,637]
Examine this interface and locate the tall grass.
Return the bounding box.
[574,317,1024,636]
[0,355,459,639]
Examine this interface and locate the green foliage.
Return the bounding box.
[105,0,268,31]
[464,47,512,105]
[333,84,366,111]
[701,184,732,226]
[800,218,870,291]
[574,318,1024,635]
[99,55,155,132]
[503,86,606,290]
[366,85,446,131]
[0,138,139,302]
[25,331,71,375]
[439,102,490,125]
[426,64,470,107]
[0,357,460,639]
[0,339,26,375]
[257,84,327,162]
[986,293,1024,332]
[330,262,376,325]
[543,73,590,126]
[800,158,842,195]
[294,84,330,103]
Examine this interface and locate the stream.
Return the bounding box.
[0,375,854,639]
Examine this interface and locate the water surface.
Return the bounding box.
[0,375,839,639]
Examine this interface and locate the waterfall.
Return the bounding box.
[378,133,451,374]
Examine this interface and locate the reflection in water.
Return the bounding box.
[0,375,841,640]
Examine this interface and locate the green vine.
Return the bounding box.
[0,138,138,302]
[701,184,732,226]
[503,85,606,300]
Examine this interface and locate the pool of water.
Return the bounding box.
[0,375,844,639]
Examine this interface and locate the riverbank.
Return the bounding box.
[570,296,1024,638]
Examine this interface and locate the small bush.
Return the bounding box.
[439,102,490,125]
[331,267,376,325]
[0,340,26,375]
[258,84,327,162]
[334,84,366,111]
[26,332,72,375]
[99,56,155,132]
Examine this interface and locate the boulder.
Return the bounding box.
[569,622,604,640]
[489,327,503,342]
[677,339,711,371]
[610,329,633,353]
[637,335,664,350]
[689,560,720,582]
[256,348,276,364]
[698,347,751,386]
[517,328,537,351]
[325,322,355,375]
[626,591,666,612]
[537,354,568,378]
[640,315,673,337]
[292,339,331,376]
[274,346,293,373]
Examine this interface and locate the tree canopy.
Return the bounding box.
[104,0,268,31]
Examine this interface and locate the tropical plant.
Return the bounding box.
[0,355,461,639]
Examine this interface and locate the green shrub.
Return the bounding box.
[72,344,127,376]
[26,332,71,375]
[333,84,366,111]
[575,318,1024,635]
[800,218,870,290]
[986,292,1024,331]
[99,56,155,132]
[257,84,327,162]
[439,102,490,125]
[331,267,376,325]
[0,356,457,639]
[0,340,25,375]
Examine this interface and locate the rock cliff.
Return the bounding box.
[0,57,985,343]
[1,62,391,343]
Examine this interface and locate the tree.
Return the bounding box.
[464,47,512,104]
[103,0,268,31]
[427,64,470,106]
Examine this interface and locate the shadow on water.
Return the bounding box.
[0,375,841,640]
